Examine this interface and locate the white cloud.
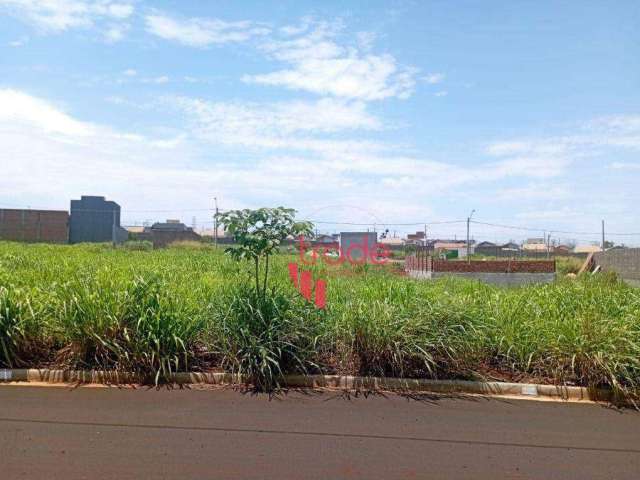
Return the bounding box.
[168,96,384,152]
[515,207,581,220]
[278,17,312,37]
[244,20,417,101]
[610,162,640,170]
[103,23,127,42]
[434,90,448,97]
[495,183,569,201]
[424,72,445,84]
[0,88,96,137]
[356,31,376,50]
[122,68,137,76]
[7,36,29,47]
[144,13,270,47]
[0,0,134,33]
[484,116,640,180]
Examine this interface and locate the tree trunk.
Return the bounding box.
[263,254,270,297]
[254,256,260,296]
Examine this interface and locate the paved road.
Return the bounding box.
[0,385,639,480]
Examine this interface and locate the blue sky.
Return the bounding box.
[1,0,639,244]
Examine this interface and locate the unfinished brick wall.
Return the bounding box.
[432,259,556,273]
[0,209,69,243]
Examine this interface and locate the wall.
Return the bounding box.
[432,259,556,273]
[435,272,555,286]
[0,209,68,243]
[594,249,640,285]
[407,270,555,286]
[405,257,556,286]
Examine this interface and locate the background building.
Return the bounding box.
[69,196,128,244]
[136,219,202,248]
[434,241,474,259]
[339,232,378,262]
[0,209,68,243]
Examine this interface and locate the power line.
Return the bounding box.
[2,201,640,239]
[470,220,640,237]
[0,202,214,214]
[305,219,466,227]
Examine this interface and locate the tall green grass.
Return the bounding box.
[209,283,322,391]
[0,241,639,400]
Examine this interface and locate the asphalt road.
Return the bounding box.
[1,385,639,480]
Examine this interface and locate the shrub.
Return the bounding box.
[167,240,211,250]
[212,284,321,391]
[121,240,153,251]
[556,256,584,275]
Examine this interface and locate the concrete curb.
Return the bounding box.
[0,369,614,403]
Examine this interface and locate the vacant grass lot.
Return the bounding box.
[1,242,639,400]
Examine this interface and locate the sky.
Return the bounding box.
[1,0,639,245]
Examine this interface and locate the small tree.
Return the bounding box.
[217,207,313,298]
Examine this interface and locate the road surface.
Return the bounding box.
[0,385,638,479]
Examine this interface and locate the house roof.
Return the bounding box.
[149,221,191,232]
[379,237,404,245]
[522,243,548,252]
[476,241,496,247]
[573,245,602,254]
[435,242,470,250]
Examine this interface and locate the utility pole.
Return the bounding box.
[213,197,219,249]
[466,210,475,263]
[547,233,551,259]
[112,210,117,247]
[601,219,605,252]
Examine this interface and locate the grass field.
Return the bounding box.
[1,241,639,400]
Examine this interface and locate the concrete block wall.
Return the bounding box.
[431,272,556,286]
[431,259,555,273]
[594,249,640,283]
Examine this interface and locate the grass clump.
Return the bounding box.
[212,284,321,391]
[0,286,31,367]
[120,240,153,251]
[56,273,205,383]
